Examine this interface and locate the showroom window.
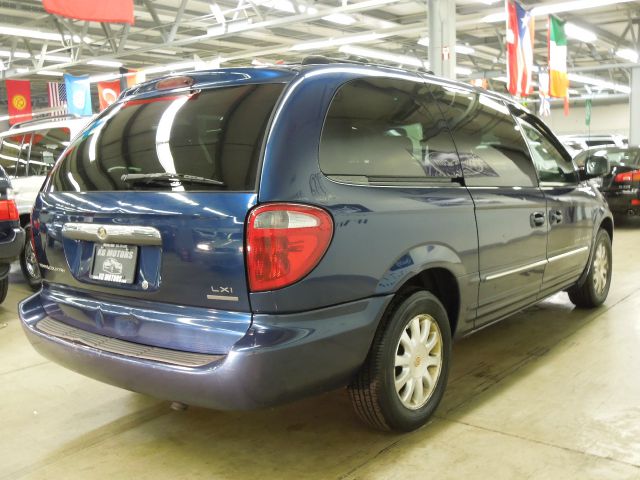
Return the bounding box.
[518,120,578,184]
[25,128,70,177]
[431,87,539,188]
[319,76,462,182]
[0,133,30,177]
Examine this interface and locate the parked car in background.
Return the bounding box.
[574,146,640,218]
[0,115,90,289]
[0,166,24,303]
[19,62,613,432]
[559,134,627,157]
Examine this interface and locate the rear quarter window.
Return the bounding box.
[48,83,284,192]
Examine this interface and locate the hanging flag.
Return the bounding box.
[538,69,551,117]
[64,73,92,116]
[97,80,121,111]
[42,0,134,24]
[585,98,592,126]
[6,79,32,125]
[549,16,569,99]
[47,82,67,117]
[506,0,535,97]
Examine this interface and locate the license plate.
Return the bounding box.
[90,243,138,284]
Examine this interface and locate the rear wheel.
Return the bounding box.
[349,291,452,431]
[568,229,612,308]
[20,225,41,291]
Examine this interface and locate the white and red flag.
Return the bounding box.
[506,0,535,97]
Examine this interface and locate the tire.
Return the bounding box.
[20,225,42,291]
[568,229,612,308]
[0,277,8,304]
[348,290,452,432]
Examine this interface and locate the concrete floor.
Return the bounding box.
[2,221,640,480]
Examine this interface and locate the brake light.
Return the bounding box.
[246,203,333,292]
[632,199,640,206]
[0,199,19,221]
[614,169,640,183]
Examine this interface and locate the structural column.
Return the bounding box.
[630,67,640,147]
[428,0,456,79]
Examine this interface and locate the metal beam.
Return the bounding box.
[168,0,190,43]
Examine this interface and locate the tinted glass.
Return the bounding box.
[49,83,284,192]
[519,120,578,184]
[576,148,640,169]
[320,77,461,180]
[432,88,538,187]
[0,133,30,177]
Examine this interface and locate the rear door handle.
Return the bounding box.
[550,210,563,224]
[530,211,546,227]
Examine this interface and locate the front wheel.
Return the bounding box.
[349,291,452,431]
[568,229,612,308]
[20,225,42,291]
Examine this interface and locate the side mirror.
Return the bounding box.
[582,155,609,179]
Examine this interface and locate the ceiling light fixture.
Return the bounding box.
[564,23,597,43]
[291,33,384,51]
[321,13,357,25]
[568,73,630,94]
[482,0,635,23]
[0,25,91,43]
[616,48,639,63]
[87,59,124,68]
[36,70,64,76]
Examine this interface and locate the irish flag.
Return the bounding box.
[549,16,569,98]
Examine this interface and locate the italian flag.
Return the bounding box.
[549,16,569,98]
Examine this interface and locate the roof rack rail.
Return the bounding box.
[300,55,434,75]
[9,113,83,130]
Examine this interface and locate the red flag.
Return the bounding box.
[97,80,121,111]
[42,0,134,24]
[6,79,32,126]
[506,1,519,96]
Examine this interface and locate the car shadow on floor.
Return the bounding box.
[33,292,610,479]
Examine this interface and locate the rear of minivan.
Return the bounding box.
[19,67,387,409]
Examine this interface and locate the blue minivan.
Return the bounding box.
[20,60,613,431]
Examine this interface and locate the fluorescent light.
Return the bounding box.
[0,25,91,43]
[568,73,630,94]
[291,33,384,51]
[37,54,72,62]
[16,67,29,73]
[0,50,30,59]
[87,59,123,68]
[616,48,639,63]
[339,45,426,68]
[88,72,121,83]
[322,13,357,25]
[36,70,64,77]
[565,23,597,43]
[417,38,475,55]
[482,0,635,23]
[456,66,473,76]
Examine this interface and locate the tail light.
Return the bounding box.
[614,169,640,183]
[632,199,640,206]
[246,203,333,292]
[0,189,19,221]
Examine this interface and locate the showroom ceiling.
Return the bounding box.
[0,0,639,99]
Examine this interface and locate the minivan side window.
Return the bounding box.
[0,133,30,177]
[432,88,538,187]
[518,120,578,184]
[319,77,462,181]
[27,127,70,177]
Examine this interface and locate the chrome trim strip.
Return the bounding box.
[36,318,223,368]
[62,223,162,245]
[548,246,589,263]
[484,259,547,282]
[206,295,240,302]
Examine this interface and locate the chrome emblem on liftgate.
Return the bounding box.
[97,226,108,241]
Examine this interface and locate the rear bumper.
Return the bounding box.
[0,227,24,266]
[602,189,640,214]
[19,292,391,410]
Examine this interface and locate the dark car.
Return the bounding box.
[0,166,25,303]
[19,61,613,432]
[574,146,640,217]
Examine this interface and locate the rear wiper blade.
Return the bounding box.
[121,173,225,187]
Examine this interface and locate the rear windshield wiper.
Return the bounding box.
[121,172,225,187]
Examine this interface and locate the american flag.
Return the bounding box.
[47,82,67,117]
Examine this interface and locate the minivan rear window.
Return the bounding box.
[48,83,284,192]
